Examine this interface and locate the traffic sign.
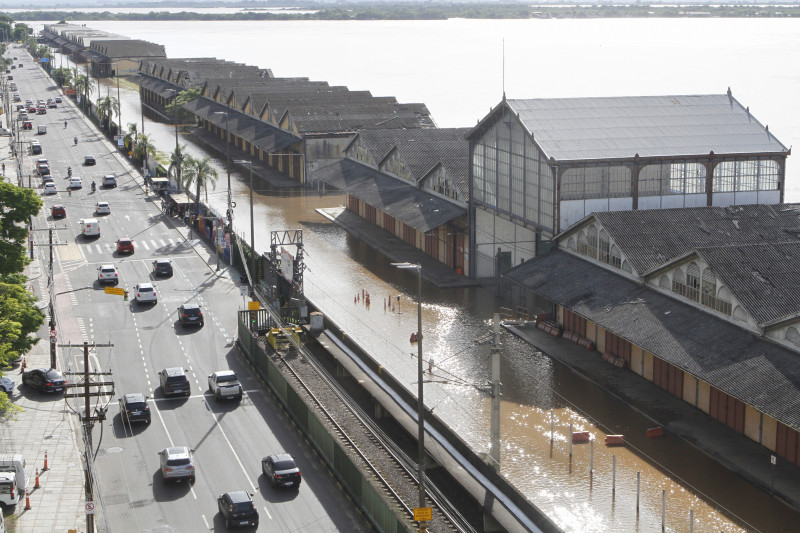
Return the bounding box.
[413,507,432,521]
[85,501,95,515]
[104,286,125,296]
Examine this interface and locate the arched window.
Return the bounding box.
[732,305,748,322]
[701,269,717,307]
[686,262,701,301]
[586,225,598,259]
[786,327,800,346]
[567,236,577,251]
[659,274,670,289]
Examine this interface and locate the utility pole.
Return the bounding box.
[31,227,67,368]
[62,341,114,533]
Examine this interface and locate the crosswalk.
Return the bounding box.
[59,237,198,262]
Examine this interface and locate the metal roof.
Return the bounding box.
[352,128,470,198]
[504,93,789,162]
[584,204,800,274]
[505,249,800,430]
[697,243,800,326]
[182,98,300,153]
[313,159,466,233]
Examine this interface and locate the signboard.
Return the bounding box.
[39,57,50,63]
[248,301,260,311]
[413,507,432,521]
[104,286,125,296]
[85,501,95,515]
[280,247,294,284]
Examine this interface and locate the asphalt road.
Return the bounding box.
[15,52,367,532]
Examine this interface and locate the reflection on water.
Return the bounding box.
[88,74,799,533]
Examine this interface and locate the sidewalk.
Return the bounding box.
[0,257,87,533]
[504,322,800,514]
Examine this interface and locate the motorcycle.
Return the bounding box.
[74,137,78,145]
[67,167,72,177]
[91,182,96,193]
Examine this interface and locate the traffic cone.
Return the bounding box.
[42,450,48,471]
[34,468,40,489]
[24,490,31,510]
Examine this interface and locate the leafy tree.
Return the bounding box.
[181,155,218,220]
[14,23,32,41]
[52,66,72,87]
[0,182,42,276]
[0,277,44,368]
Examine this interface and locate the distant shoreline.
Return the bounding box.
[6,4,800,21]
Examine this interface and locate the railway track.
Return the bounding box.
[256,331,476,533]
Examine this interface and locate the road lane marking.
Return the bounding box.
[202,396,259,494]
[159,239,167,247]
[141,240,150,250]
[151,239,158,249]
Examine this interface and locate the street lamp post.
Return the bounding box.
[392,262,427,531]
[234,160,254,285]
[213,110,233,230]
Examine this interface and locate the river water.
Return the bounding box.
[32,16,800,532]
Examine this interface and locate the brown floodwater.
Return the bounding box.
[87,71,799,532]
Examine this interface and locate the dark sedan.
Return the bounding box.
[119,393,151,425]
[22,368,67,393]
[153,258,173,276]
[261,454,301,488]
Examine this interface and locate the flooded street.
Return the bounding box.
[76,67,798,532]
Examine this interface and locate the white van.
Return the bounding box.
[0,472,19,508]
[80,218,100,237]
[0,454,26,493]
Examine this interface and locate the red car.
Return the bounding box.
[116,238,134,254]
[51,205,66,218]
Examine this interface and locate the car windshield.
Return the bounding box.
[165,375,187,383]
[45,370,64,380]
[183,308,201,316]
[138,287,153,293]
[101,268,115,273]
[97,203,109,208]
[126,401,147,410]
[166,458,190,467]
[119,240,131,245]
[273,460,296,471]
[217,374,236,383]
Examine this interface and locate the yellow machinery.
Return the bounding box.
[267,326,302,351]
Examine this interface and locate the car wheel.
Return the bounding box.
[153,300,157,304]
[190,475,195,484]
[215,391,221,402]
[225,518,232,529]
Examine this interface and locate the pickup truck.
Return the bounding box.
[207,370,242,401]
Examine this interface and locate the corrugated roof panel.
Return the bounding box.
[508,94,788,161]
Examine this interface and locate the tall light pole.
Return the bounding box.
[392,262,427,531]
[213,110,232,230]
[234,160,254,284]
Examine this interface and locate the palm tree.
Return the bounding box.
[124,122,138,153]
[168,144,187,188]
[180,155,218,221]
[96,95,120,132]
[134,133,157,171]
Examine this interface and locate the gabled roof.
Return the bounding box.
[697,243,800,326]
[578,204,800,274]
[90,39,166,59]
[313,159,466,233]
[350,128,470,197]
[505,249,800,430]
[471,93,789,162]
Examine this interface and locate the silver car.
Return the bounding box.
[158,446,195,484]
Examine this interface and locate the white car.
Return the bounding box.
[0,376,14,394]
[43,183,57,195]
[97,264,118,285]
[95,202,111,215]
[68,177,83,189]
[134,283,157,304]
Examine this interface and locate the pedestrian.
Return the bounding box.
[2,163,5,173]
